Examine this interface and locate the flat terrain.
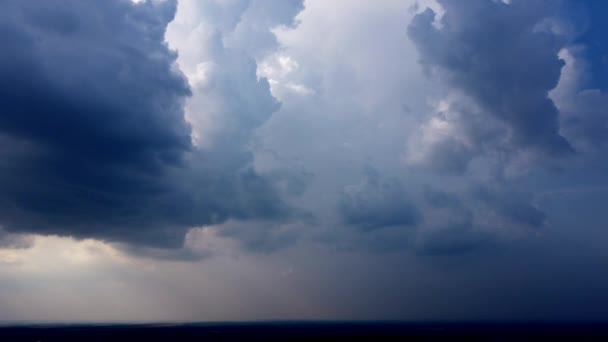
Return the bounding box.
[0,322,607,341]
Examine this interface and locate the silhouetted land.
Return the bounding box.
[0,321,607,341]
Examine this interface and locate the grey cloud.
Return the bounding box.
[408,0,573,156]
[415,224,491,256]
[228,0,304,58]
[161,0,309,251]
[416,187,489,255]
[2,0,608,323]
[406,99,509,175]
[339,167,421,232]
[401,184,541,256]
[562,90,608,151]
[189,47,280,149]
[0,0,190,166]
[417,184,545,256]
[420,138,475,174]
[423,185,461,209]
[472,185,546,227]
[0,0,294,250]
[217,219,302,254]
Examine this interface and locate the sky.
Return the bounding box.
[0,0,608,322]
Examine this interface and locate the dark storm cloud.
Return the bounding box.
[0,0,291,249]
[339,167,421,232]
[408,0,573,156]
[0,0,191,165]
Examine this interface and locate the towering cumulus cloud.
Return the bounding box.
[408,0,573,157]
[2,0,608,323]
[0,0,605,260]
[163,0,306,253]
[0,0,296,250]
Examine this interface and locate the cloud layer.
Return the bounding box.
[0,0,607,263]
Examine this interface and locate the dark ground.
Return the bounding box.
[0,322,607,341]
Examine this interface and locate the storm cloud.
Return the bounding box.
[0,0,293,249]
[1,0,608,323]
[0,0,601,258]
[408,0,573,157]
